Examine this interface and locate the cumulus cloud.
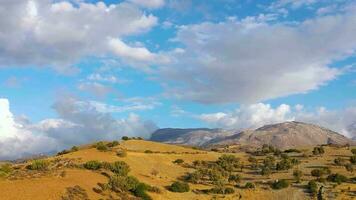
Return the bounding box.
[160,9,356,103]
[77,82,114,98]
[197,103,356,138]
[0,0,159,73]
[128,0,165,9]
[0,98,157,160]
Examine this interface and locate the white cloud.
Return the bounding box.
[87,73,122,84]
[77,82,114,98]
[198,103,293,130]
[161,9,356,103]
[0,98,157,160]
[0,0,158,73]
[197,103,356,138]
[128,0,165,9]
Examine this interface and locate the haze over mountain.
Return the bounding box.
[150,121,355,149]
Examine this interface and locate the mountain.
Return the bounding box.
[150,128,237,146]
[150,121,355,149]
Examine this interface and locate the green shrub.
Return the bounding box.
[71,146,79,152]
[307,180,318,195]
[260,166,271,176]
[108,175,140,192]
[351,149,356,155]
[173,159,184,164]
[132,183,152,200]
[311,169,324,178]
[228,174,241,183]
[26,160,49,170]
[327,173,348,184]
[122,136,130,141]
[350,155,356,164]
[244,182,255,189]
[116,149,127,157]
[271,179,289,190]
[293,170,303,182]
[83,160,102,170]
[216,154,240,172]
[107,141,119,148]
[284,149,301,153]
[96,142,109,152]
[276,159,292,170]
[169,181,190,193]
[312,146,325,156]
[210,186,234,194]
[109,161,130,176]
[144,150,153,154]
[334,157,345,166]
[0,164,12,177]
[345,164,354,173]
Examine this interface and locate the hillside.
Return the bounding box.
[151,122,355,149]
[0,139,355,200]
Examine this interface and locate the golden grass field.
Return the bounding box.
[0,140,355,200]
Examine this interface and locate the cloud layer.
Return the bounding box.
[0,98,157,160]
[162,9,356,103]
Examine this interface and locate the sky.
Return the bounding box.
[0,0,356,159]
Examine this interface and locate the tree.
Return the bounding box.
[312,146,325,156]
[327,173,348,184]
[228,174,241,184]
[271,179,289,190]
[260,166,272,176]
[307,180,318,196]
[122,136,130,141]
[293,170,303,183]
[169,181,190,193]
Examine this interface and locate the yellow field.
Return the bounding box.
[0,140,355,200]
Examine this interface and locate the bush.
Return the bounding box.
[71,146,79,152]
[284,149,301,153]
[0,164,12,177]
[276,159,292,171]
[351,149,356,155]
[210,186,234,194]
[83,160,102,170]
[271,179,289,190]
[96,142,109,152]
[307,180,318,195]
[312,146,325,156]
[216,154,240,172]
[345,164,354,173]
[144,150,153,154]
[109,161,130,176]
[327,173,348,184]
[293,170,303,182]
[116,149,127,157]
[334,157,345,166]
[350,155,356,164]
[311,169,324,178]
[132,183,152,200]
[169,181,190,193]
[173,159,184,164]
[26,160,49,170]
[260,166,272,176]
[244,182,255,189]
[228,174,241,183]
[107,141,119,148]
[122,136,130,141]
[108,175,140,192]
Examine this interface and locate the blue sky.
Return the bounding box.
[0,0,355,159]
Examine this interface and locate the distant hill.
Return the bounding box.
[150,128,236,146]
[150,121,355,149]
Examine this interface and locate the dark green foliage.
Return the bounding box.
[350,155,356,164]
[109,161,130,176]
[263,156,275,169]
[345,164,354,173]
[71,146,79,152]
[184,171,202,184]
[107,141,119,148]
[169,181,190,193]
[132,183,152,200]
[173,159,184,164]
[260,166,272,176]
[271,179,289,190]
[96,142,109,152]
[210,186,234,194]
[293,170,303,182]
[244,182,255,189]
[122,136,130,141]
[351,149,356,155]
[334,157,345,166]
[108,175,140,192]
[216,154,240,172]
[26,160,49,170]
[284,149,301,153]
[276,158,292,171]
[0,164,12,177]
[228,174,241,183]
[83,160,102,170]
[144,150,153,153]
[311,169,325,178]
[312,146,325,156]
[307,180,318,195]
[327,173,348,184]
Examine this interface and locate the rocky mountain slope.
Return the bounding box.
[150,121,355,149]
